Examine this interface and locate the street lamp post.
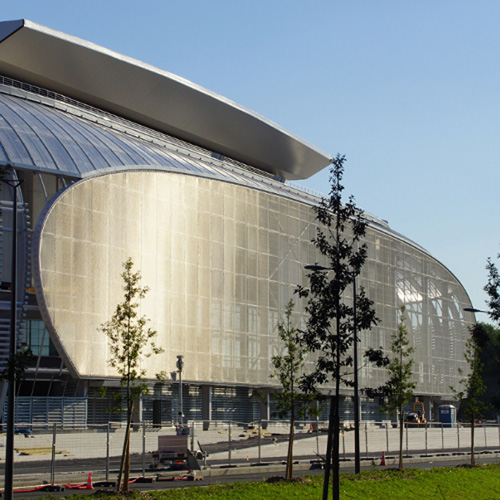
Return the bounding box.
[463,307,489,315]
[176,355,184,431]
[352,277,361,474]
[2,178,23,500]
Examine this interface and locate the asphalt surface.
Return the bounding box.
[7,452,500,498]
[3,426,499,497]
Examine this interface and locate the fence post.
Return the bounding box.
[484,424,487,449]
[316,419,320,457]
[191,421,195,451]
[142,421,146,478]
[106,423,110,482]
[364,422,368,458]
[385,423,389,455]
[425,422,428,455]
[258,420,262,464]
[228,420,232,466]
[457,424,460,453]
[342,431,345,460]
[441,423,444,452]
[50,423,56,485]
[405,422,408,456]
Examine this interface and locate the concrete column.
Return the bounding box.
[76,380,89,397]
[422,396,432,423]
[132,396,142,428]
[260,388,270,428]
[201,385,212,430]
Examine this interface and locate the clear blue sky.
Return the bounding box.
[3,1,499,316]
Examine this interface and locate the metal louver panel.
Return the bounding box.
[4,397,87,426]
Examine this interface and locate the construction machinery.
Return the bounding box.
[404,400,427,427]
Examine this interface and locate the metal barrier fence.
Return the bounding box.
[1,420,499,488]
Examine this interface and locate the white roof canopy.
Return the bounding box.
[0,19,332,180]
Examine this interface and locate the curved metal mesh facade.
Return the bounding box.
[33,170,471,397]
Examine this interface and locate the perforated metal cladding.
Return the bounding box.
[34,170,472,396]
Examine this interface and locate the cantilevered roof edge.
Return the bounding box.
[0,19,332,180]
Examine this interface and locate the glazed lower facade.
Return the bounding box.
[33,168,471,398]
[0,71,474,425]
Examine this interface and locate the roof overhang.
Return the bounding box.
[0,19,332,180]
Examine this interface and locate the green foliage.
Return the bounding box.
[272,299,320,479]
[272,299,320,420]
[470,322,500,413]
[371,306,416,418]
[485,254,500,324]
[71,464,500,500]
[483,251,500,411]
[99,258,163,492]
[296,154,378,498]
[0,348,33,382]
[100,258,163,405]
[297,154,378,392]
[365,306,415,469]
[450,326,491,466]
[451,330,490,423]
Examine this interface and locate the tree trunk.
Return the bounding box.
[286,414,295,479]
[322,396,335,500]
[122,408,133,492]
[331,347,341,500]
[118,401,133,492]
[123,428,131,492]
[117,424,128,491]
[398,412,404,470]
[332,397,340,500]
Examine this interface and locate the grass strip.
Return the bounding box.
[62,463,500,500]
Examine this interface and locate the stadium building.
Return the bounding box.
[0,20,473,427]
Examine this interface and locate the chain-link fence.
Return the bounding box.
[1,420,499,488]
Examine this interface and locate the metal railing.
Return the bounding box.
[1,420,499,488]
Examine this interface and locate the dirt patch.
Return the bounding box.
[92,490,154,499]
[265,475,312,484]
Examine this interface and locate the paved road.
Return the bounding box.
[11,454,500,498]
[3,424,499,493]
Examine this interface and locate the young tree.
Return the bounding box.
[366,306,416,469]
[450,326,489,466]
[486,253,500,323]
[0,349,33,383]
[473,322,500,414]
[100,258,164,492]
[297,154,378,500]
[271,299,319,479]
[481,254,500,413]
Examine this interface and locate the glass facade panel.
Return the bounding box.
[24,320,57,357]
[35,170,472,397]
